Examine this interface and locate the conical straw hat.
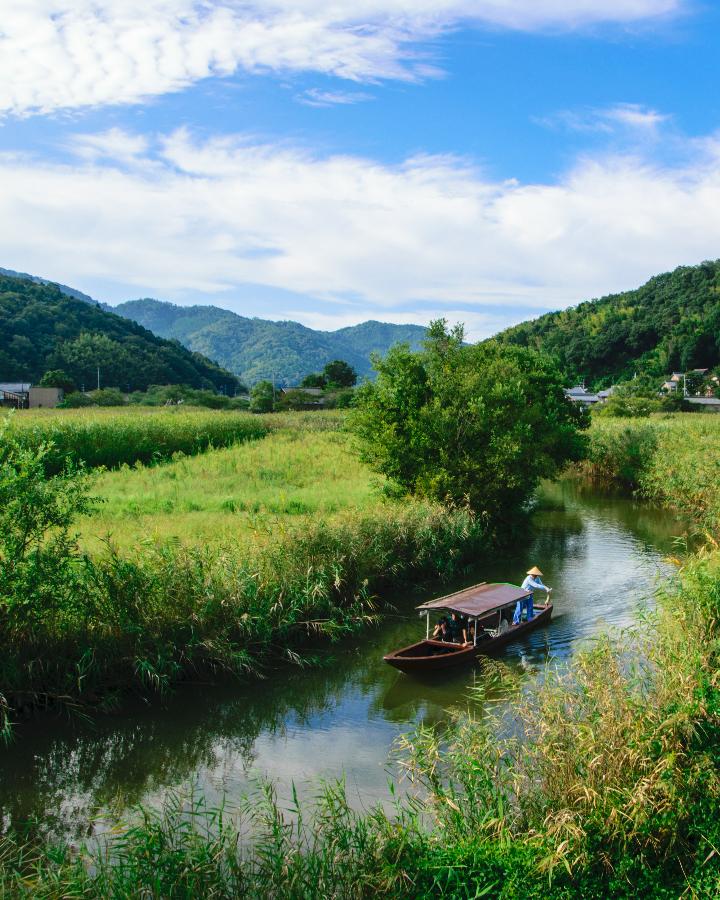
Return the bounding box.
[526,566,543,577]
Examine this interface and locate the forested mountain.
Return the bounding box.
[495,260,720,387]
[0,266,98,306]
[0,274,241,392]
[115,299,426,384]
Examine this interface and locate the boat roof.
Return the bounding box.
[416,582,530,617]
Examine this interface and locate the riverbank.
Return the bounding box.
[1,410,492,737]
[2,413,718,897]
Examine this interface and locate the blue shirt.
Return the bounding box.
[521,575,550,593]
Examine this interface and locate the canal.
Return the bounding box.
[0,479,689,841]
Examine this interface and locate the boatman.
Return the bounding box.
[513,566,552,625]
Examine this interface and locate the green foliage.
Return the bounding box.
[116,298,426,385]
[0,418,96,650]
[7,409,268,474]
[322,359,357,387]
[351,320,588,520]
[300,372,326,388]
[585,414,720,532]
[594,395,659,418]
[128,383,249,409]
[274,388,322,411]
[38,368,76,393]
[496,259,720,387]
[0,272,241,392]
[250,379,276,413]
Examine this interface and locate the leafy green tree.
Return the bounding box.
[351,320,588,522]
[323,360,357,388]
[38,369,76,393]
[300,372,326,389]
[250,380,276,413]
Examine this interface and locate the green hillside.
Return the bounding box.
[0,274,242,392]
[495,260,720,387]
[115,298,427,385]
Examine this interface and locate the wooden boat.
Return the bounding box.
[383,582,552,674]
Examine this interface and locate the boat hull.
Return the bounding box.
[384,603,552,673]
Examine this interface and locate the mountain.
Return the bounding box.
[494,260,720,387]
[0,266,98,306]
[114,299,427,385]
[0,273,242,392]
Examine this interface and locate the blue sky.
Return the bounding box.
[1,1,719,338]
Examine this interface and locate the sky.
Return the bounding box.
[1,1,719,339]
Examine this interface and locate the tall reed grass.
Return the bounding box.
[583,413,720,532]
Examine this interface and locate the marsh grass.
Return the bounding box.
[583,413,720,533]
[81,430,379,550]
[6,407,269,474]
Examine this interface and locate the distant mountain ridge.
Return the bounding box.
[114,298,427,385]
[0,266,98,306]
[494,260,720,388]
[0,273,241,392]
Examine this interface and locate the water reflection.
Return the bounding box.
[0,479,689,841]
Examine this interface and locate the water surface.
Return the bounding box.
[0,480,688,840]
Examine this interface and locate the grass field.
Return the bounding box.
[81,429,380,551]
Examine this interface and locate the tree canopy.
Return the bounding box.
[351,320,588,524]
[495,260,720,388]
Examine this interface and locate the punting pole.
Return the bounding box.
[473,617,477,647]
[426,612,430,640]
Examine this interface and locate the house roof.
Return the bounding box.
[0,382,31,393]
[417,582,529,617]
[566,385,587,395]
[281,386,324,396]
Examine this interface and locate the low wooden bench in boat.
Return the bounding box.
[383,582,552,673]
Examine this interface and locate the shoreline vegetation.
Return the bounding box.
[0,408,492,738]
[4,406,720,894]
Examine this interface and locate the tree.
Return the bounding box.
[322,360,357,388]
[250,380,276,413]
[351,320,588,524]
[300,372,326,389]
[38,369,76,393]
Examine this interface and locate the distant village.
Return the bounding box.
[3,366,720,412]
[565,368,720,411]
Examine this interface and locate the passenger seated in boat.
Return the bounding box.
[448,612,468,644]
[432,615,451,641]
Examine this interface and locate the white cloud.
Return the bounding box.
[0,1,684,116]
[298,88,374,107]
[539,103,670,135]
[0,128,719,340]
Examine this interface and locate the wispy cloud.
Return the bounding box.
[1,127,718,341]
[297,88,374,107]
[538,103,670,135]
[0,2,685,117]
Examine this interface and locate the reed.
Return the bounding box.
[5,407,269,474]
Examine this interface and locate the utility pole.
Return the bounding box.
[97,367,101,391]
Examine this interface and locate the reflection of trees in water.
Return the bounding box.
[0,641,395,841]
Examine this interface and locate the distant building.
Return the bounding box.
[0,382,64,408]
[29,386,64,408]
[686,397,720,412]
[564,385,601,405]
[0,382,31,408]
